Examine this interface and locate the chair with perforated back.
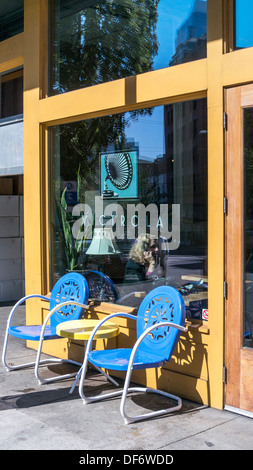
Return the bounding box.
[84,270,119,303]
[2,272,89,385]
[84,270,145,305]
[78,285,187,424]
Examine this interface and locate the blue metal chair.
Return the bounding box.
[84,270,119,303]
[2,272,89,385]
[84,270,145,305]
[78,286,187,424]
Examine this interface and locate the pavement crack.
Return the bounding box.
[156,417,238,449]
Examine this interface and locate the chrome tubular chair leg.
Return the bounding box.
[78,344,122,404]
[119,381,182,425]
[68,339,119,395]
[78,312,137,404]
[71,363,119,395]
[119,322,186,424]
[2,295,50,372]
[35,300,89,385]
[79,319,187,424]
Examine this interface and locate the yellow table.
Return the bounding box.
[56,319,119,340]
[56,319,119,393]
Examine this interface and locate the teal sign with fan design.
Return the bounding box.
[100,149,138,199]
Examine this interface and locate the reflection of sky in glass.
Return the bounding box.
[154,0,196,69]
[125,0,207,161]
[235,0,253,48]
[125,107,165,161]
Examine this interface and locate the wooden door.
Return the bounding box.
[225,84,253,416]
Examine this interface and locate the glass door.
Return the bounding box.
[244,108,253,349]
[225,84,253,416]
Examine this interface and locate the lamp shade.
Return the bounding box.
[86,227,121,255]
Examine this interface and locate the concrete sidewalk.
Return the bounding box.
[0,301,253,452]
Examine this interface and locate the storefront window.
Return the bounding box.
[0,69,23,176]
[49,0,207,96]
[235,0,253,49]
[49,98,208,320]
[0,1,24,42]
[0,69,23,119]
[244,108,253,347]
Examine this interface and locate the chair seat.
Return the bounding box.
[9,325,58,341]
[88,348,167,371]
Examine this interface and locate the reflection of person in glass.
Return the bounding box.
[123,234,159,283]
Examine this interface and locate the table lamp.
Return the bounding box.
[86,227,121,256]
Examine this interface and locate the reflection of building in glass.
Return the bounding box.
[169,0,207,66]
[163,99,207,248]
[131,98,207,250]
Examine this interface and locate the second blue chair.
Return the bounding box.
[78,285,187,424]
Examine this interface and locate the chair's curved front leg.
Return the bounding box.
[120,321,188,424]
[35,301,89,384]
[2,294,50,371]
[78,312,137,403]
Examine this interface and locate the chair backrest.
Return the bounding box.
[84,270,119,303]
[136,286,186,362]
[50,272,89,331]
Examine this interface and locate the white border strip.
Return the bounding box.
[225,405,253,419]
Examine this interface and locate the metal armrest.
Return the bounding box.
[129,321,187,364]
[6,294,50,329]
[39,301,90,339]
[85,312,137,355]
[35,301,90,382]
[122,322,188,401]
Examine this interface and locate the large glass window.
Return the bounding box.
[1,69,23,119]
[49,98,208,320]
[235,0,253,49]
[49,0,207,95]
[0,69,23,176]
[244,108,253,347]
[0,1,24,42]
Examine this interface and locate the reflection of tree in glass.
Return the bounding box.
[60,109,154,193]
[53,0,159,188]
[52,0,159,93]
[60,114,124,186]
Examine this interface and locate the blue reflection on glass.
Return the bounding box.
[235,0,253,48]
[155,0,206,69]
[125,106,165,160]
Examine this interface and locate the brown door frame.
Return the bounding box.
[225,84,253,416]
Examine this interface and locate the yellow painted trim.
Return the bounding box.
[39,0,49,98]
[39,78,125,125]
[206,0,225,410]
[0,57,24,74]
[223,0,234,53]
[223,47,253,87]
[0,33,24,72]
[41,125,50,294]
[23,0,44,330]
[136,59,207,103]
[38,60,207,126]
